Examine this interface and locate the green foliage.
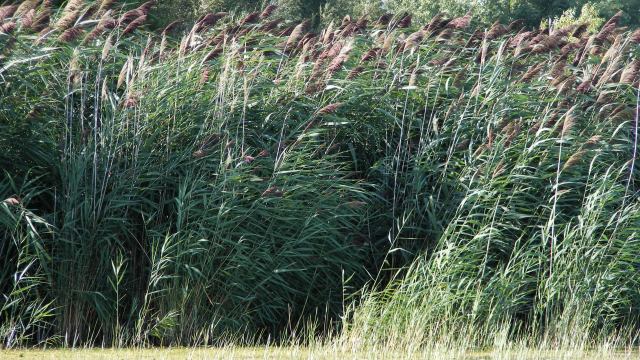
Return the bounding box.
[540,3,605,34]
[2,0,640,350]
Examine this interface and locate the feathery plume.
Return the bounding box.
[58,25,84,42]
[121,14,146,36]
[355,12,369,30]
[241,11,260,26]
[317,102,342,115]
[260,4,278,19]
[398,12,411,28]
[382,30,396,54]
[21,8,36,28]
[193,149,210,158]
[286,19,311,49]
[629,28,640,45]
[404,30,425,52]
[584,135,602,147]
[1,20,15,34]
[375,13,392,27]
[159,18,181,36]
[453,65,468,88]
[136,1,155,14]
[259,16,282,32]
[518,62,544,83]
[507,19,525,33]
[322,21,333,44]
[620,59,640,84]
[26,9,50,32]
[0,5,18,22]
[262,186,278,197]
[346,66,364,79]
[447,10,471,29]
[360,47,379,62]
[304,82,325,95]
[339,15,351,30]
[562,151,586,171]
[561,106,578,136]
[54,9,79,31]
[200,66,210,85]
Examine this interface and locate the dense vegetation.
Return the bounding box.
[2,0,640,351]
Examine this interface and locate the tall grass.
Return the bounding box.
[1,0,639,351]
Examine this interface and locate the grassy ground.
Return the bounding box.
[3,347,640,360]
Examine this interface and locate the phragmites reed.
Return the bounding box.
[58,25,84,42]
[35,26,52,44]
[136,1,155,14]
[355,13,369,30]
[447,10,471,29]
[528,120,542,135]
[360,47,378,63]
[506,19,525,33]
[576,79,592,93]
[427,55,450,67]
[0,5,18,22]
[192,149,210,158]
[326,43,352,75]
[561,106,578,136]
[162,18,182,36]
[1,20,16,34]
[453,65,468,88]
[397,12,411,28]
[382,30,396,54]
[121,15,146,36]
[101,35,111,59]
[54,9,79,31]
[241,12,260,26]
[425,12,444,32]
[346,66,364,80]
[15,0,38,16]
[584,135,602,147]
[203,43,223,62]
[119,9,144,26]
[572,23,589,38]
[259,17,282,32]
[620,60,640,85]
[455,138,470,151]
[552,24,577,38]
[549,59,566,79]
[321,41,343,59]
[486,21,506,40]
[83,18,115,44]
[286,19,311,49]
[21,8,35,29]
[562,151,586,171]
[602,10,623,29]
[404,30,425,52]
[375,13,392,27]
[117,59,129,89]
[200,66,210,86]
[339,15,351,30]
[317,102,343,115]
[322,21,333,44]
[278,25,294,37]
[260,4,278,19]
[304,82,325,95]
[340,201,366,209]
[518,62,544,83]
[630,28,640,45]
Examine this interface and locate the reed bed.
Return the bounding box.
[1,0,640,352]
